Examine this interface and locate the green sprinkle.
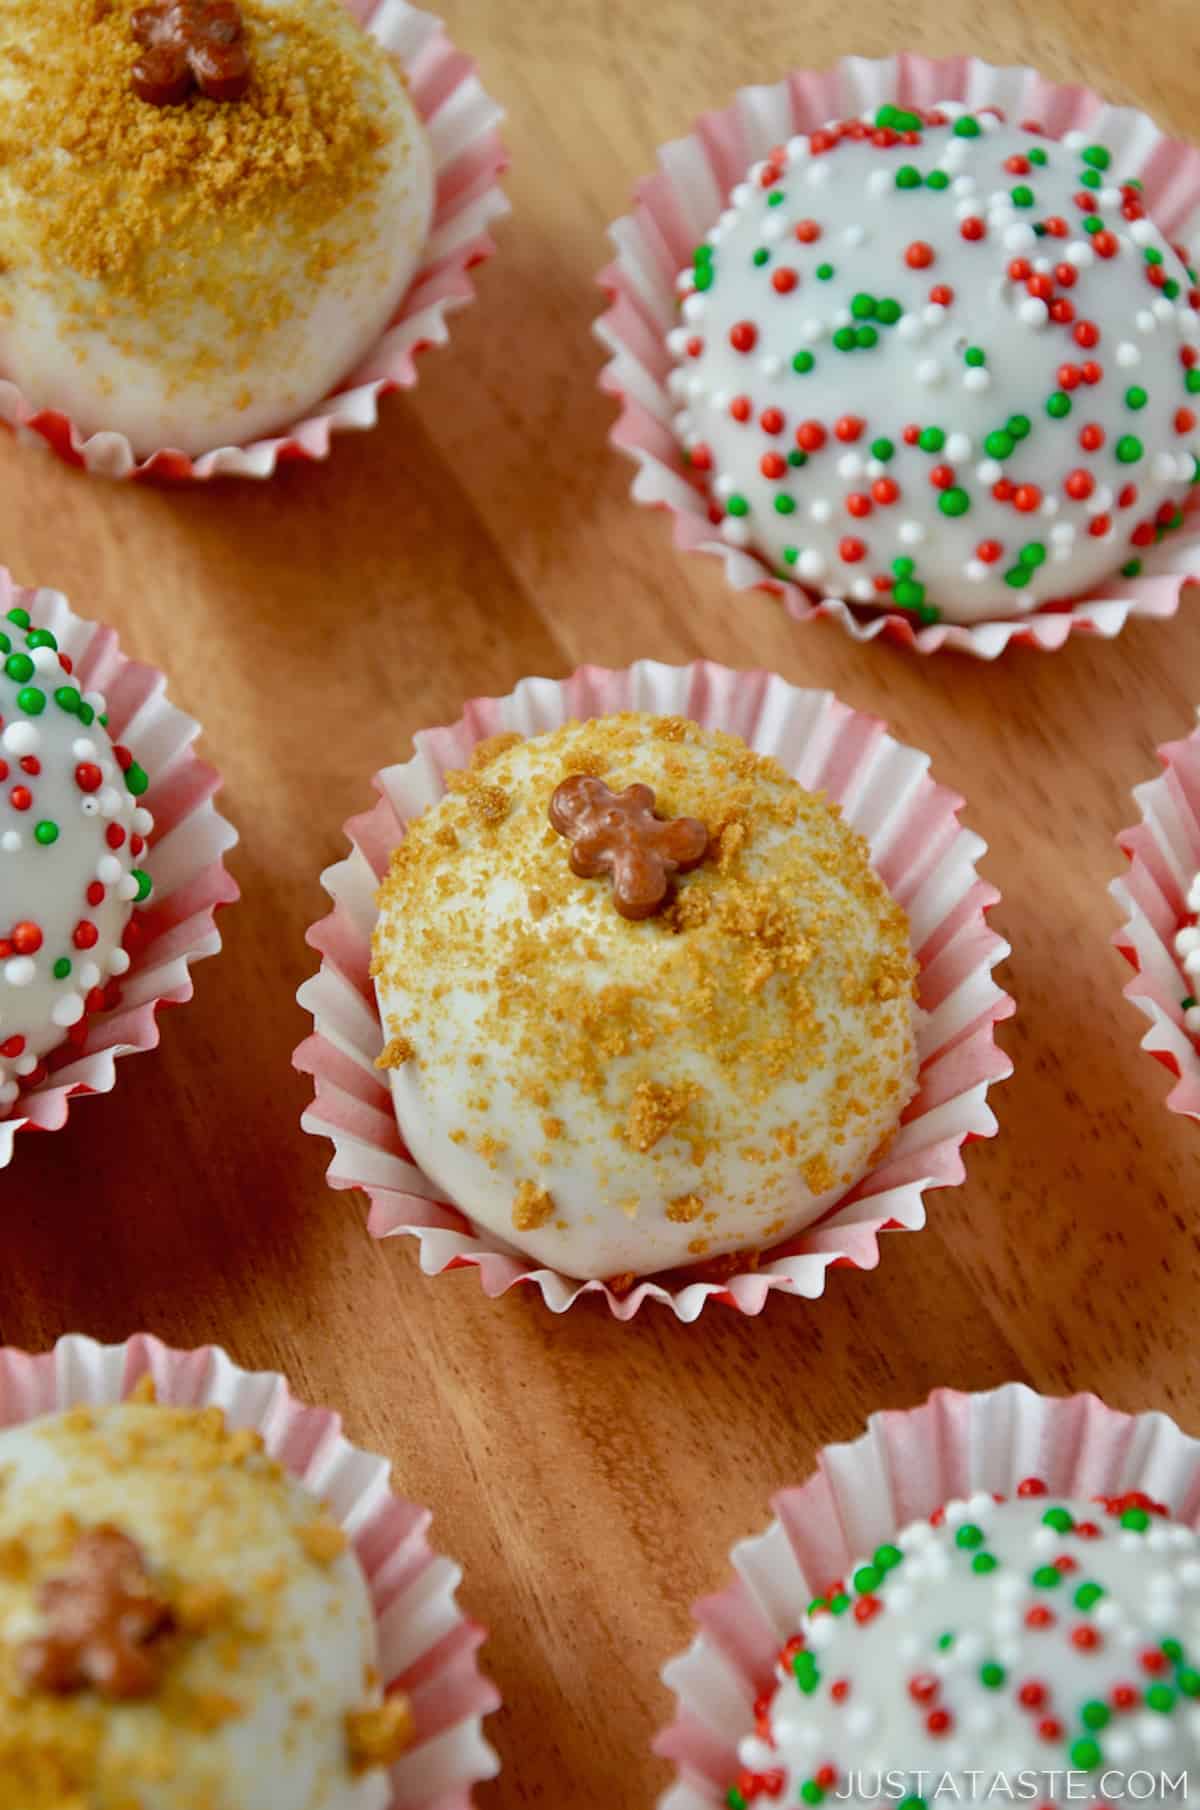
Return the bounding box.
[1033,1565,1062,1588]
[33,820,59,847]
[1020,541,1046,567]
[77,702,94,726]
[892,556,915,579]
[752,248,769,268]
[1125,385,1148,410]
[853,1565,881,1595]
[1116,435,1144,464]
[1083,215,1104,234]
[1007,414,1032,441]
[726,495,749,518]
[1046,392,1072,418]
[1187,370,1200,394]
[875,298,902,325]
[918,426,945,453]
[1145,247,1165,265]
[693,266,713,290]
[800,1784,824,1806]
[53,686,80,713]
[893,579,924,609]
[782,547,799,566]
[1080,168,1102,190]
[953,115,981,137]
[1121,1506,1150,1531]
[693,243,712,263]
[1005,564,1033,589]
[1071,1738,1102,1770]
[1083,144,1111,170]
[816,262,834,281]
[955,1524,984,1550]
[939,487,970,517]
[926,169,950,190]
[1178,1668,1200,1697]
[774,495,796,515]
[1146,1683,1175,1714]
[972,1552,998,1574]
[767,190,785,208]
[17,687,44,716]
[833,327,857,351]
[873,1544,903,1572]
[133,869,153,903]
[850,292,876,319]
[899,1801,927,1810]
[4,652,33,682]
[896,165,922,189]
[25,629,56,651]
[1011,184,1035,207]
[1082,1700,1110,1730]
[828,1593,849,1616]
[1029,146,1048,165]
[727,1790,748,1810]
[0,632,8,655]
[980,1662,1006,1689]
[53,956,71,979]
[875,104,900,127]
[855,325,879,349]
[871,437,895,462]
[788,449,808,467]
[5,607,30,628]
[984,430,1014,459]
[1075,1582,1105,1610]
[1121,558,1144,577]
[936,1633,955,1651]
[964,346,986,367]
[792,350,815,374]
[1162,1639,1184,1663]
[1164,278,1181,300]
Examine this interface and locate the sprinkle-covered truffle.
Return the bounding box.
[370,713,918,1281]
[669,105,1200,625]
[731,1485,1200,1809]
[0,0,434,456]
[0,1392,410,1808]
[0,606,153,1116]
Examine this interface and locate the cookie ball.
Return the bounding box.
[734,1485,1200,1808]
[669,103,1200,625]
[0,1392,410,1807]
[0,0,434,456]
[0,607,153,1115]
[371,712,918,1281]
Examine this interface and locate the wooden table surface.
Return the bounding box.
[3,1,1200,1803]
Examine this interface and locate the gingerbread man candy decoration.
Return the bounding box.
[549,774,709,919]
[131,0,251,105]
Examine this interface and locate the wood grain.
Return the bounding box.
[2,2,1200,1802]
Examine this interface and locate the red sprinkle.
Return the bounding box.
[730,397,752,423]
[846,493,872,518]
[834,415,864,442]
[839,537,867,564]
[1014,484,1042,513]
[960,217,986,242]
[797,421,826,452]
[905,240,935,269]
[1065,470,1094,501]
[730,322,757,354]
[772,267,798,294]
[1079,424,1105,452]
[760,407,785,435]
[795,219,821,243]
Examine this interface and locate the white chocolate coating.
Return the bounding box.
[0,0,434,457]
[0,616,152,1113]
[0,1402,394,1810]
[372,714,918,1280]
[669,105,1200,625]
[738,1492,1200,1808]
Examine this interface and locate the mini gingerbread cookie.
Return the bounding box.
[668,104,1200,625]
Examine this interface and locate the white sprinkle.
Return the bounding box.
[797,548,826,579]
[1155,297,1177,322]
[1154,451,1182,482]
[899,519,926,546]
[1066,242,1096,269]
[761,214,786,244]
[1040,495,1060,518]
[1116,341,1141,367]
[1051,521,1076,544]
[843,223,867,247]
[837,453,864,480]
[721,518,751,548]
[666,327,690,358]
[897,315,924,342]
[1187,1005,1200,1034]
[731,183,752,208]
[3,957,35,989]
[963,367,991,391]
[977,459,1003,485]
[2,722,39,757]
[109,947,132,977]
[0,831,18,853]
[809,498,833,524]
[52,993,85,1028]
[1137,308,1158,333]
[681,294,706,324]
[78,962,101,992]
[96,855,122,886]
[1018,297,1050,328]
[1130,219,1157,246]
[713,474,735,501]
[1004,223,1037,253]
[965,559,988,582]
[758,354,783,379]
[851,577,875,602]
[685,375,707,401]
[945,432,972,462]
[868,167,892,197]
[917,358,943,386]
[806,162,831,188]
[799,317,822,345]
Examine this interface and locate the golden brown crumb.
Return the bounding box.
[377,1034,415,1070]
[625,1081,701,1153]
[346,1696,414,1772]
[128,1375,158,1405]
[512,1180,554,1233]
[298,1519,347,1566]
[665,1193,705,1224]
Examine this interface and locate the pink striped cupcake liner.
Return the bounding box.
[655,1383,1200,1809]
[1,0,508,481]
[1112,714,1200,1121]
[595,54,1200,659]
[294,659,1014,1322]
[0,573,238,1167]
[0,1332,501,1808]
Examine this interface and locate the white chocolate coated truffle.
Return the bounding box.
[671,103,1200,625]
[372,714,918,1280]
[0,1399,404,1809]
[736,1488,1200,1808]
[0,0,434,457]
[0,612,153,1114]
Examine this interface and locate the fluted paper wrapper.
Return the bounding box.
[0,0,508,481]
[295,659,1013,1321]
[0,1332,501,1807]
[655,1382,1200,1808]
[596,54,1200,659]
[1112,716,1200,1121]
[0,574,238,1168]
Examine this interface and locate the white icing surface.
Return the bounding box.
[372,716,918,1280]
[0,0,435,457]
[0,618,152,1112]
[742,1493,1200,1808]
[0,1404,390,1810]
[670,103,1200,625]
